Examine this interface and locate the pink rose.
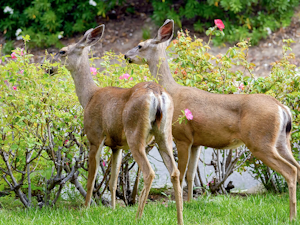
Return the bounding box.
[184,109,193,120]
[90,67,97,75]
[11,52,17,59]
[119,73,130,80]
[214,19,225,31]
[20,70,24,74]
[238,83,245,91]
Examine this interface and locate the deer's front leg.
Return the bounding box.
[85,138,105,207]
[109,148,122,209]
[186,146,201,201]
[175,140,192,194]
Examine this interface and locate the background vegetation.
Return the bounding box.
[1,0,299,48]
[1,24,299,209]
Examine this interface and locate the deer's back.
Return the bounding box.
[84,82,166,148]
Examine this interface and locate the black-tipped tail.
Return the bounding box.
[155,104,163,129]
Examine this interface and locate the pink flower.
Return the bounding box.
[184,109,193,120]
[129,77,133,81]
[20,70,24,74]
[0,59,2,64]
[207,180,214,186]
[214,19,225,31]
[102,161,106,167]
[144,76,147,80]
[4,80,8,84]
[74,115,77,119]
[12,86,17,90]
[238,83,245,91]
[11,52,17,59]
[20,49,24,56]
[119,73,130,80]
[90,67,97,75]
[64,140,69,145]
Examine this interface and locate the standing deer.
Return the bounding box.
[125,19,299,220]
[53,25,183,224]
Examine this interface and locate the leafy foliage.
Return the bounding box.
[0,0,124,48]
[1,1,299,49]
[0,35,151,207]
[151,0,300,45]
[1,22,299,207]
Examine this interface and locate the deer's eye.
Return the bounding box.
[138,45,142,49]
[59,50,66,55]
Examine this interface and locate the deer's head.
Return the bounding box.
[51,25,105,74]
[124,19,174,65]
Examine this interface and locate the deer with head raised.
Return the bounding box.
[125,19,299,220]
[54,25,183,224]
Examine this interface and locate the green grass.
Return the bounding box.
[0,192,299,225]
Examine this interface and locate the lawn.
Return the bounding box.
[0,191,299,225]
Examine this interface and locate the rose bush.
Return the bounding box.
[1,25,299,207]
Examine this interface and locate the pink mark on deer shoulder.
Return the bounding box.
[185,109,193,120]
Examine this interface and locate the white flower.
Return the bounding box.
[265,27,272,36]
[15,28,22,36]
[4,6,14,15]
[16,36,23,40]
[89,0,97,6]
[58,31,64,39]
[15,28,22,40]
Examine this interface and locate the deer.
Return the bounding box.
[125,19,300,220]
[52,24,183,224]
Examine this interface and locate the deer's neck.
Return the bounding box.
[70,55,98,109]
[148,48,180,93]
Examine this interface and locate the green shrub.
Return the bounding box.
[151,0,300,45]
[1,23,299,206]
[0,35,151,207]
[0,0,124,48]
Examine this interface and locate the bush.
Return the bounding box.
[0,0,124,48]
[1,25,299,207]
[1,1,299,49]
[0,35,149,207]
[151,0,300,45]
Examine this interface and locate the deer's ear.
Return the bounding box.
[86,25,105,46]
[77,25,105,47]
[153,19,174,44]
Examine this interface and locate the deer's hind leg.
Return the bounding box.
[126,136,155,220]
[250,145,297,221]
[154,129,183,225]
[276,135,300,184]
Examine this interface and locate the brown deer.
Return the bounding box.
[125,19,299,220]
[54,25,183,224]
